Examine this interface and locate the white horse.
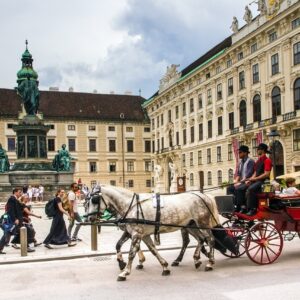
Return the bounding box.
[86,185,220,281]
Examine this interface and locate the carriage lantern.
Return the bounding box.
[267,129,280,179]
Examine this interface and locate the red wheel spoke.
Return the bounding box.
[265,245,279,256]
[268,242,281,247]
[251,244,262,260]
[264,247,271,263]
[265,230,278,240]
[248,243,260,252]
[268,236,280,242]
[251,231,262,240]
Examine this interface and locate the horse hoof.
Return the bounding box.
[136,264,144,270]
[118,261,127,271]
[171,261,179,267]
[162,270,171,276]
[117,276,126,281]
[195,262,202,269]
[205,266,213,272]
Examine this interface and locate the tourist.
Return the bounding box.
[38,184,44,201]
[43,189,76,249]
[282,178,300,196]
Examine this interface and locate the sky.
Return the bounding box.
[0,0,257,99]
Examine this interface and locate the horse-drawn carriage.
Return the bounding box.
[215,191,300,265]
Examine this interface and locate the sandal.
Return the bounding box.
[12,244,20,250]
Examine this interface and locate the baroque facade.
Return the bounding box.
[143,0,300,193]
[0,89,152,193]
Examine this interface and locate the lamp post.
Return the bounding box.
[267,129,280,179]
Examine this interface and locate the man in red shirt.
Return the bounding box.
[245,143,272,216]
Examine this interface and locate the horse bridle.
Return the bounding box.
[84,186,109,219]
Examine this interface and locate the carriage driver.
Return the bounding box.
[244,143,272,216]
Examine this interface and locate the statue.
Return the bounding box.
[0,144,10,172]
[243,6,253,24]
[17,76,40,115]
[230,17,239,33]
[56,144,73,171]
[169,162,177,182]
[154,164,162,182]
[52,151,61,171]
[257,0,267,15]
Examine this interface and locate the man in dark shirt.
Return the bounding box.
[228,145,255,212]
[0,187,23,254]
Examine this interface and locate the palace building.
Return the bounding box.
[143,0,300,193]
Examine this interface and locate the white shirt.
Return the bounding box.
[68,190,80,213]
[282,187,299,195]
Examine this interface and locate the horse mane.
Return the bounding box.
[101,184,134,198]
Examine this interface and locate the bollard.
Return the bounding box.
[91,224,98,251]
[20,226,27,257]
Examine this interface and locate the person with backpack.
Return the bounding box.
[43,189,76,249]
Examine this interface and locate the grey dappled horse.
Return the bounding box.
[86,185,220,281]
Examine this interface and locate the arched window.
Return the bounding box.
[217,170,222,186]
[272,86,281,118]
[294,78,300,111]
[228,169,234,183]
[190,173,194,187]
[207,171,212,186]
[253,94,261,122]
[239,100,247,127]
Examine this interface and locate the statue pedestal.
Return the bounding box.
[154,181,164,194]
[170,180,177,193]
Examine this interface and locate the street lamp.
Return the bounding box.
[268,129,280,179]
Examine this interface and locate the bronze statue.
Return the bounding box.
[53,144,73,171]
[0,144,10,172]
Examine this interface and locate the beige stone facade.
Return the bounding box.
[144,0,300,193]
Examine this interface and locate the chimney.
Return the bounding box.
[110,91,115,94]
[124,90,132,95]
[69,87,74,92]
[49,87,59,91]
[93,89,97,94]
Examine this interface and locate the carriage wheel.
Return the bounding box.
[221,220,247,258]
[245,222,283,265]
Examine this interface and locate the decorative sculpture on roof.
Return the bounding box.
[257,0,267,15]
[230,17,239,33]
[243,6,253,24]
[0,144,10,173]
[159,64,181,93]
[255,0,283,19]
[16,41,40,116]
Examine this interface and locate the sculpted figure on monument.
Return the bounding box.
[230,17,239,33]
[0,144,10,172]
[17,77,40,115]
[57,144,72,171]
[257,0,267,14]
[243,6,253,24]
[154,164,162,183]
[169,162,177,182]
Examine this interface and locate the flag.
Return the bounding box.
[256,131,263,144]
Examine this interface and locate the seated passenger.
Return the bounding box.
[282,177,300,196]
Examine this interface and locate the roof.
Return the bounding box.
[0,88,148,122]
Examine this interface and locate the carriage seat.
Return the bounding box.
[215,195,235,214]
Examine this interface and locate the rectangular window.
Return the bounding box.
[227,59,232,68]
[146,180,151,188]
[89,162,97,173]
[207,149,211,164]
[198,94,203,109]
[145,140,151,152]
[160,114,164,126]
[7,137,15,152]
[228,144,233,161]
[68,138,76,152]
[89,139,96,152]
[89,125,96,131]
[183,129,187,145]
[293,129,300,151]
[216,66,221,74]
[127,140,134,152]
[168,110,172,123]
[217,146,222,162]
[127,161,134,172]
[207,120,212,139]
[126,127,133,132]
[251,43,257,53]
[109,162,116,172]
[237,52,243,60]
[190,152,194,166]
[198,150,202,165]
[47,139,55,152]
[217,83,222,100]
[294,42,300,65]
[182,102,186,116]
[157,139,160,151]
[271,53,279,75]
[68,125,75,131]
[190,126,195,143]
[7,123,14,129]
[218,116,223,135]
[157,116,159,128]
[145,160,151,172]
[269,31,277,43]
[161,137,164,149]
[176,131,179,145]
[208,172,212,186]
[144,127,150,132]
[199,123,203,141]
[182,154,186,167]
[108,126,115,131]
[109,140,116,152]
[252,138,258,157]
[152,140,155,153]
[239,71,245,90]
[218,171,222,186]
[229,112,234,130]
[175,106,179,119]
[110,180,116,186]
[252,64,259,83]
[189,98,194,113]
[128,180,134,188]
[228,77,233,95]
[292,18,300,29]
[207,89,212,104]
[151,119,155,130]
[50,124,55,130]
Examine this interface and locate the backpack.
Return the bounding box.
[0,213,14,232]
[45,198,57,218]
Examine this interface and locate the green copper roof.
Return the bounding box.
[22,49,32,60]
